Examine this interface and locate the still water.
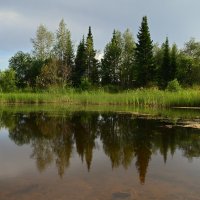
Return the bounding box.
[0,109,200,200]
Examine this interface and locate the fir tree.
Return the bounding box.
[170,44,178,81]
[72,37,87,87]
[135,16,155,87]
[160,37,171,88]
[101,30,122,86]
[85,26,99,85]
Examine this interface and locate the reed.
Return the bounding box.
[0,88,199,108]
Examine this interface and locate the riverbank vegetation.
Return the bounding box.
[0,88,199,107]
[0,16,200,107]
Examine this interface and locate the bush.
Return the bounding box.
[102,85,121,93]
[166,79,181,92]
[80,78,92,91]
[0,69,17,92]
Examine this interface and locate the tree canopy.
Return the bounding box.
[1,16,200,92]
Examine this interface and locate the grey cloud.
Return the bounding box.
[1,0,200,68]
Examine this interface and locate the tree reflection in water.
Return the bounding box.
[1,111,200,184]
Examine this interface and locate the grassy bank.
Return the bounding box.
[0,88,199,108]
[1,103,200,121]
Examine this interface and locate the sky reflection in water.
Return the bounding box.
[0,110,200,200]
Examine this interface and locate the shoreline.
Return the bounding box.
[0,89,199,108]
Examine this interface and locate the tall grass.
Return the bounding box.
[0,104,200,120]
[67,89,200,107]
[0,88,199,108]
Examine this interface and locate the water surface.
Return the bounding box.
[0,108,200,200]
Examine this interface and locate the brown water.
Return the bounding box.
[0,110,200,200]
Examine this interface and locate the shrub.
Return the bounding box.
[0,69,17,92]
[80,78,92,91]
[103,85,121,93]
[166,79,181,92]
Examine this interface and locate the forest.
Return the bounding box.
[1,16,200,93]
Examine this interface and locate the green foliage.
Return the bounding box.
[55,19,74,65]
[9,51,43,88]
[31,24,54,61]
[0,89,200,108]
[5,17,200,93]
[0,69,16,92]
[85,26,99,85]
[159,39,178,89]
[36,59,59,89]
[170,44,178,81]
[135,16,155,87]
[160,37,171,88]
[120,29,136,88]
[54,19,74,85]
[102,85,121,93]
[72,37,87,87]
[101,30,122,85]
[80,78,92,91]
[166,79,181,92]
[152,43,163,84]
[177,38,200,86]
[177,53,193,86]
[9,51,31,88]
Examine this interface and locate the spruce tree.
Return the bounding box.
[135,16,154,87]
[85,26,99,85]
[170,44,178,81]
[72,37,86,87]
[101,30,122,86]
[160,37,171,88]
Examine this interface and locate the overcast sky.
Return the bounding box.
[0,0,200,69]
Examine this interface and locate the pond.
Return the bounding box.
[0,106,200,200]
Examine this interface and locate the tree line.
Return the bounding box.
[1,16,200,92]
